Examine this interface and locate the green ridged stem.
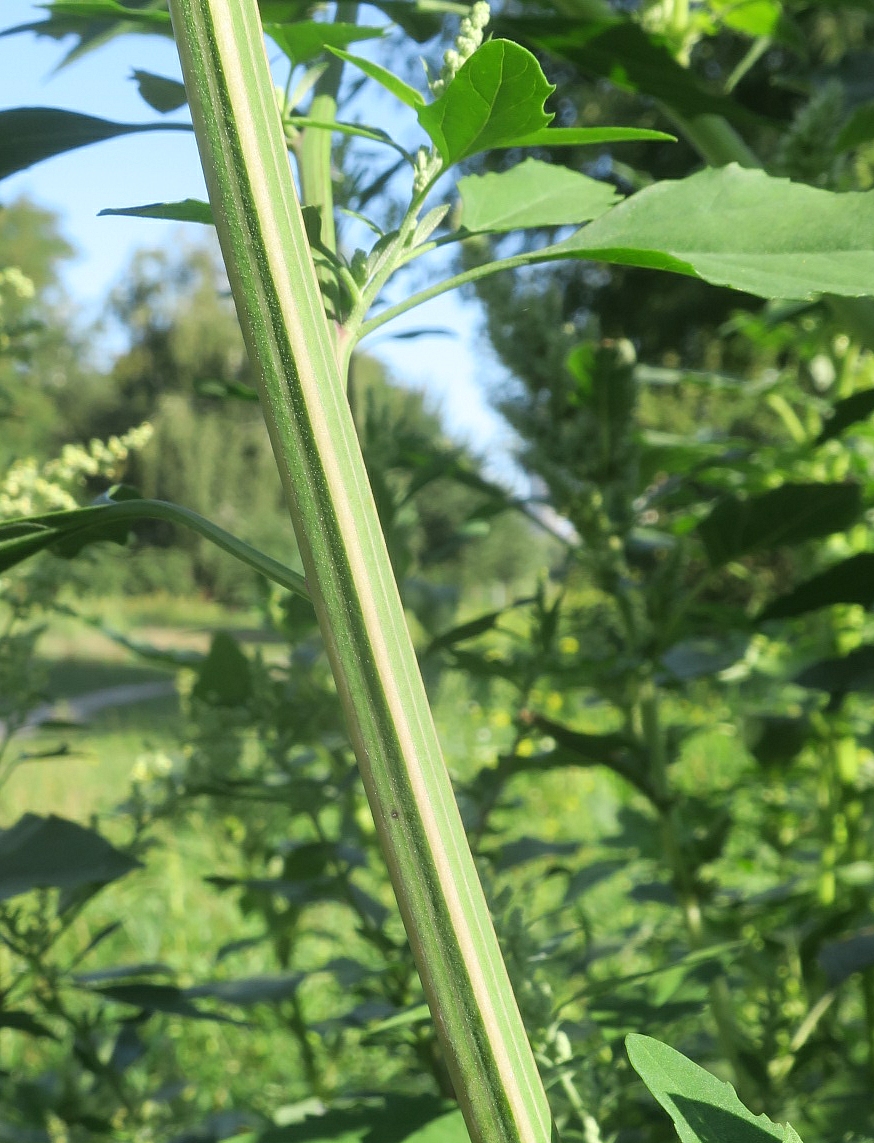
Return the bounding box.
[165,2,557,1140]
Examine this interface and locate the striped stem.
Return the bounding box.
[166,2,557,1141]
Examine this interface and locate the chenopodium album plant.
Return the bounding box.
[8,0,874,1141]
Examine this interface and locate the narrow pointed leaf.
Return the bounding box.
[266,22,383,66]
[698,483,863,565]
[760,553,874,620]
[100,198,214,223]
[0,108,191,181]
[0,496,308,599]
[817,387,874,441]
[132,69,188,112]
[0,815,140,901]
[626,1034,790,1143]
[459,158,619,232]
[327,47,425,108]
[501,126,676,147]
[417,39,555,164]
[558,165,874,300]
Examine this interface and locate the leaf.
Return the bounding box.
[74,963,173,984]
[100,199,214,224]
[459,158,619,232]
[816,387,874,442]
[131,69,187,113]
[626,1034,787,1143]
[760,553,874,620]
[92,983,241,1023]
[836,101,874,152]
[251,1094,463,1143]
[697,483,863,566]
[659,635,749,681]
[498,126,676,147]
[187,974,303,1005]
[0,1011,57,1039]
[512,17,761,126]
[558,165,874,301]
[417,40,555,164]
[266,22,383,66]
[1,2,173,71]
[327,48,424,109]
[0,108,191,182]
[368,1,444,42]
[488,837,581,873]
[819,931,874,986]
[795,644,874,696]
[191,632,252,708]
[0,815,140,901]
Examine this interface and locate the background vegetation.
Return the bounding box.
[6,0,874,1141]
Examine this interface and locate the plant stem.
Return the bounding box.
[167,3,556,1140]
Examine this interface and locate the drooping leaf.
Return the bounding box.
[100,199,214,224]
[459,158,620,232]
[0,108,191,182]
[266,22,383,66]
[327,48,424,108]
[192,633,252,708]
[131,69,187,113]
[760,553,874,620]
[0,815,140,902]
[697,482,863,566]
[816,387,874,442]
[417,40,554,164]
[557,165,874,300]
[626,1034,790,1143]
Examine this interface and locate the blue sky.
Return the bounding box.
[0,1,517,472]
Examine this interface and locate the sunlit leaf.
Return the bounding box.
[100,198,213,223]
[501,126,676,147]
[626,1034,793,1143]
[558,165,874,300]
[328,47,424,108]
[417,39,554,164]
[459,158,619,232]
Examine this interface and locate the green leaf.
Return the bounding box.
[819,932,874,986]
[501,126,676,147]
[131,69,187,112]
[92,983,242,1023]
[29,1,170,26]
[0,494,308,599]
[417,39,554,164]
[0,1011,57,1040]
[512,17,762,126]
[100,198,214,224]
[0,108,191,182]
[192,632,252,707]
[0,815,140,902]
[795,645,874,696]
[697,483,863,565]
[816,387,874,442]
[187,974,303,1005]
[626,1034,788,1143]
[368,0,445,43]
[559,165,874,300]
[458,158,620,232]
[327,47,425,109]
[266,22,384,66]
[760,553,874,620]
[249,1094,465,1143]
[836,101,874,152]
[1,1,174,70]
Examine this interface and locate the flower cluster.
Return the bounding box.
[0,422,154,519]
[0,266,36,354]
[430,1,491,97]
